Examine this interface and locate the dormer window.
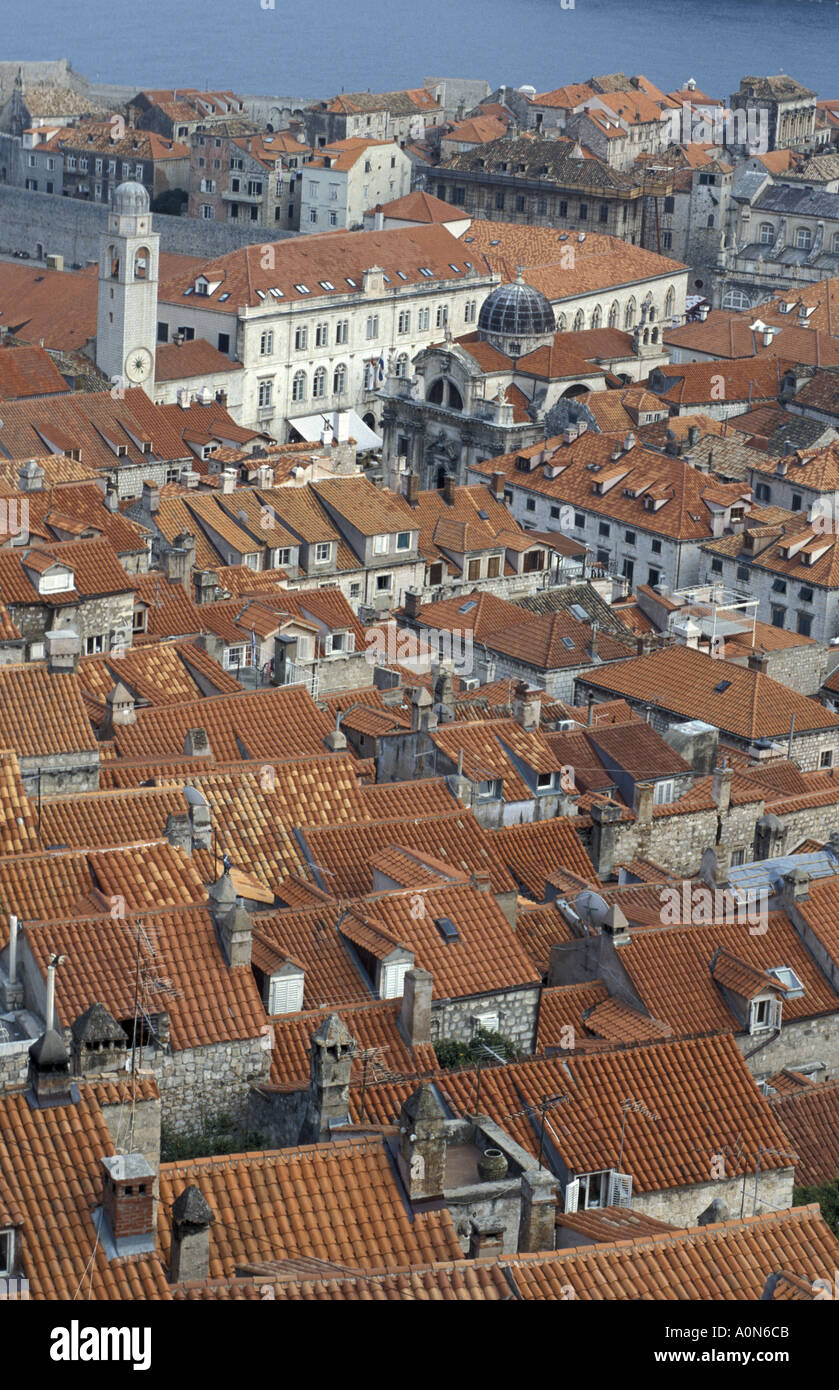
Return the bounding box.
[37,566,75,594]
[749,995,782,1033]
[766,966,805,998]
[267,964,304,1014]
[0,1229,14,1276]
[536,771,556,791]
[653,778,675,805]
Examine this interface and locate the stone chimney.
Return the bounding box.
[142,480,159,515]
[70,1003,128,1077]
[194,570,220,605]
[169,1185,214,1283]
[712,764,733,814]
[490,471,506,501]
[165,532,196,586]
[513,681,541,730]
[306,1013,357,1142]
[104,681,136,733]
[183,727,212,758]
[397,1084,446,1199]
[17,459,45,492]
[1,913,23,1011]
[45,626,81,674]
[520,1170,558,1252]
[398,967,433,1047]
[406,472,420,506]
[217,905,253,969]
[101,1154,156,1246]
[632,781,654,824]
[442,474,456,506]
[748,649,768,674]
[403,589,422,619]
[410,685,437,732]
[590,800,622,878]
[323,709,348,752]
[433,662,455,722]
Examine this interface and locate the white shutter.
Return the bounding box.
[380,961,408,999]
[269,973,304,1015]
[607,1170,633,1207]
[564,1179,579,1213]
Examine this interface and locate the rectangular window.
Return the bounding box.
[799,587,814,603]
[396,531,410,551]
[258,380,273,407]
[791,493,802,512]
[335,319,349,344]
[218,333,230,353]
[85,634,105,655]
[651,539,662,555]
[0,1230,14,1276]
[398,310,411,334]
[314,542,331,564]
[260,330,274,355]
[436,304,448,328]
[315,321,328,347]
[487,554,501,578]
[574,511,585,529]
[653,778,675,805]
[366,314,379,339]
[598,521,610,538]
[294,326,308,351]
[376,572,392,592]
[711,558,723,574]
[418,307,430,331]
[525,498,536,512]
[373,534,388,555]
[467,558,481,581]
[624,529,636,545]
[771,606,786,629]
[494,192,505,210]
[579,203,588,220]
[820,749,834,768]
[648,567,661,587]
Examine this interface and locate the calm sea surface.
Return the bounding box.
[9,0,839,101]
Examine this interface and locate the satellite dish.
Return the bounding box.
[183,786,209,809]
[574,890,609,927]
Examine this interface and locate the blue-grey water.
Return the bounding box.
[10,0,839,100]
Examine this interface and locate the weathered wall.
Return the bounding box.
[153,1032,272,1135]
[431,985,541,1053]
[631,1166,794,1227]
[738,1012,839,1084]
[0,185,292,267]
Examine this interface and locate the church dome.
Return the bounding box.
[113,180,150,215]
[478,272,555,340]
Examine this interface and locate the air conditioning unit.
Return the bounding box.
[461,676,480,691]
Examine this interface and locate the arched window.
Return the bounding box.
[664,286,675,320]
[573,309,585,331]
[428,378,446,405]
[795,226,812,250]
[643,328,649,345]
[292,370,307,402]
[591,304,602,330]
[312,366,327,398]
[333,363,347,394]
[395,353,409,378]
[447,382,463,411]
[648,305,656,323]
[556,312,567,332]
[759,222,774,245]
[624,298,636,329]
[133,246,150,280]
[722,288,752,311]
[108,245,120,279]
[651,327,659,343]
[608,300,619,328]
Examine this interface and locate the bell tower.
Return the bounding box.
[96,181,159,393]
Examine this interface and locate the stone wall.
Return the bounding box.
[737,1012,839,1084]
[20,748,100,797]
[0,185,292,268]
[247,1083,308,1150]
[631,1166,794,1227]
[431,985,541,1053]
[152,1031,272,1135]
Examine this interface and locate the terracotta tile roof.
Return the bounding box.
[0,748,41,853]
[373,190,466,223]
[663,311,839,368]
[616,915,839,1037]
[647,358,786,408]
[359,881,540,998]
[111,684,334,763]
[493,817,596,897]
[155,337,243,382]
[459,219,686,304]
[515,902,578,975]
[0,1080,171,1300]
[311,475,416,535]
[268,1000,438,1088]
[469,433,750,543]
[580,644,839,740]
[133,571,207,636]
[536,980,609,1050]
[0,664,96,757]
[27,905,266,1050]
[158,1135,462,1275]
[300,809,516,897]
[767,1068,817,1096]
[531,83,597,109]
[0,343,70,400]
[159,224,482,315]
[0,261,98,352]
[438,1034,794,1193]
[175,1260,510,1300]
[507,1204,839,1300]
[254,905,374,1008]
[771,1080,839,1186]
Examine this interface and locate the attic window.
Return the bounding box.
[268,287,283,298]
[319,280,335,290]
[382,274,391,284]
[255,289,266,299]
[396,270,408,280]
[435,916,460,943]
[570,604,590,621]
[561,636,575,650]
[418,267,434,277]
[345,277,357,288]
[218,292,230,302]
[714,679,732,693]
[459,600,477,612]
[268,971,304,1014]
[449,263,460,273]
[182,287,193,296]
[294,283,310,294]
[766,966,805,998]
[0,1229,14,1276]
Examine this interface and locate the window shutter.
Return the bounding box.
[564,1179,579,1213]
[270,973,304,1015]
[607,1170,633,1207]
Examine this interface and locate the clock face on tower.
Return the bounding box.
[125,347,153,383]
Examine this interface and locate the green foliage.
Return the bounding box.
[433,1027,523,1071]
[793,1178,839,1235]
[161,1112,269,1163]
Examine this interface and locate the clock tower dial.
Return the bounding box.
[125,347,153,383]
